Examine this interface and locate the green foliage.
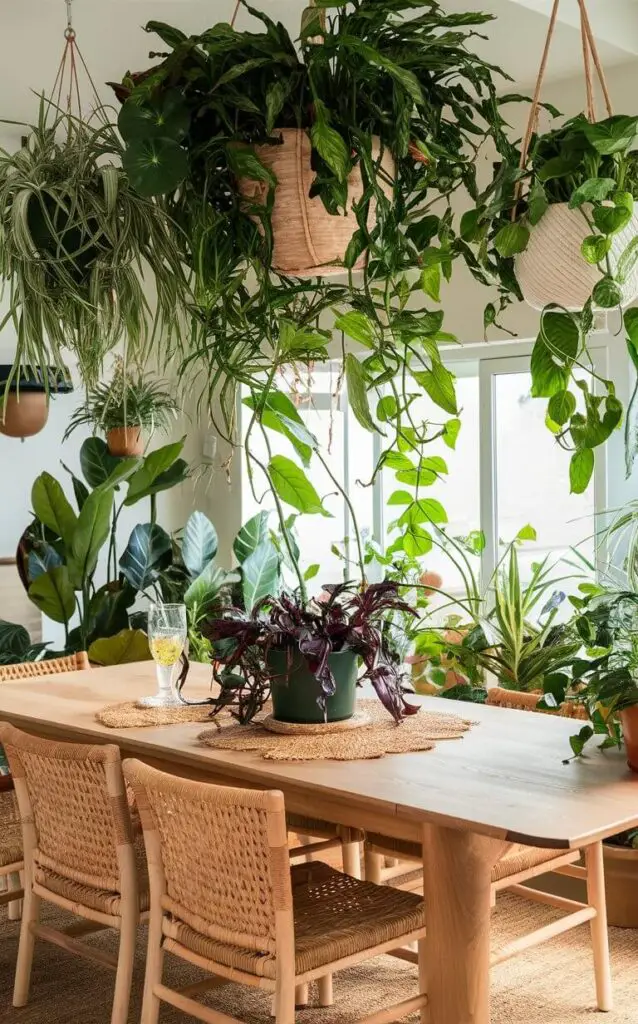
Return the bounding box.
[0,620,48,665]
[65,357,179,439]
[88,629,153,666]
[0,101,188,392]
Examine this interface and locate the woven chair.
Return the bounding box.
[0,724,149,1024]
[124,759,428,1024]
[364,693,613,1013]
[0,650,90,920]
[0,650,90,681]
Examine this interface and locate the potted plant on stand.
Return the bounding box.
[64,357,179,457]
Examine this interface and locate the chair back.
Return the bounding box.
[123,759,292,956]
[0,651,90,682]
[0,723,133,894]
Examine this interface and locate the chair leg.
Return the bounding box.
[342,841,362,879]
[111,907,138,1024]
[585,843,613,1012]
[141,906,165,1024]
[7,871,23,921]
[318,974,333,1007]
[295,983,309,1006]
[274,976,296,1024]
[417,936,427,1024]
[364,848,384,884]
[13,886,41,1007]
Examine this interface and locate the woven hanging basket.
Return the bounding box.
[238,128,395,278]
[515,202,638,311]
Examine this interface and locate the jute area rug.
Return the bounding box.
[1,894,637,1023]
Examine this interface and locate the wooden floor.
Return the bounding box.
[1,894,637,1023]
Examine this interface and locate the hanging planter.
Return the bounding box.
[106,426,144,458]
[237,129,395,277]
[0,366,72,439]
[515,201,638,311]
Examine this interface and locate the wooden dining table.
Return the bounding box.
[1,659,638,1024]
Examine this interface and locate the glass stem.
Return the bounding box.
[155,663,175,702]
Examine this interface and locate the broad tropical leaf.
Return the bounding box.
[242,541,281,611]
[182,511,218,578]
[88,629,153,666]
[119,523,172,591]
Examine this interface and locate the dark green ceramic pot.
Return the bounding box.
[268,647,358,724]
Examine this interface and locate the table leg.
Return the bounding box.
[421,823,508,1024]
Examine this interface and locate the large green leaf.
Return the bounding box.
[122,138,188,197]
[86,582,136,646]
[182,512,218,578]
[88,629,153,666]
[541,312,580,360]
[118,90,190,143]
[80,438,121,489]
[268,455,329,516]
[494,222,530,258]
[570,448,595,494]
[583,115,638,155]
[568,177,616,208]
[119,523,173,592]
[338,36,424,106]
[233,511,270,564]
[311,102,351,182]
[28,567,76,624]
[345,353,376,432]
[241,541,281,612]
[244,391,315,465]
[0,620,30,659]
[334,311,376,348]
[125,441,186,505]
[67,487,114,590]
[184,563,230,618]
[530,337,569,398]
[414,362,458,415]
[31,473,77,547]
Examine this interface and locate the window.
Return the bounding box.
[240,339,611,593]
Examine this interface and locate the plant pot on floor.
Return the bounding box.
[106,425,144,458]
[268,647,358,724]
[0,365,72,439]
[238,128,395,278]
[620,705,638,772]
[515,202,638,311]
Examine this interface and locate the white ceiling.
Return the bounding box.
[0,1,637,134]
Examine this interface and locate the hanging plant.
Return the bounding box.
[0,15,189,397]
[64,356,179,457]
[462,0,638,493]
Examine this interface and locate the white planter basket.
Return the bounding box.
[515,202,638,311]
[238,128,395,278]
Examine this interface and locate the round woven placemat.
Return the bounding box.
[96,701,216,729]
[198,699,474,761]
[261,710,373,735]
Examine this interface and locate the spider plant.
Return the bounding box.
[64,358,179,440]
[0,100,189,394]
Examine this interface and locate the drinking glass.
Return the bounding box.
[138,603,187,708]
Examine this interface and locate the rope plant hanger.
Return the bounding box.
[0,0,188,403]
[511,0,638,313]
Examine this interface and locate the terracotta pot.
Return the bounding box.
[620,705,638,773]
[0,392,49,438]
[603,843,638,927]
[106,426,144,458]
[238,128,395,278]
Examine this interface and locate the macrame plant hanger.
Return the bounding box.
[513,0,613,218]
[48,0,105,129]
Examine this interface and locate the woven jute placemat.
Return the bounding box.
[198,699,474,761]
[96,701,216,729]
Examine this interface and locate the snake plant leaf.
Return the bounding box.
[31,473,77,548]
[182,512,218,579]
[118,89,190,144]
[119,523,172,591]
[67,487,115,590]
[122,137,188,197]
[233,511,270,565]
[241,540,281,612]
[88,629,153,666]
[28,567,76,624]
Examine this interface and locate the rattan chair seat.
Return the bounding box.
[0,790,22,868]
[166,861,424,979]
[366,832,572,882]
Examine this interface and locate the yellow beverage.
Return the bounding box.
[150,634,184,666]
